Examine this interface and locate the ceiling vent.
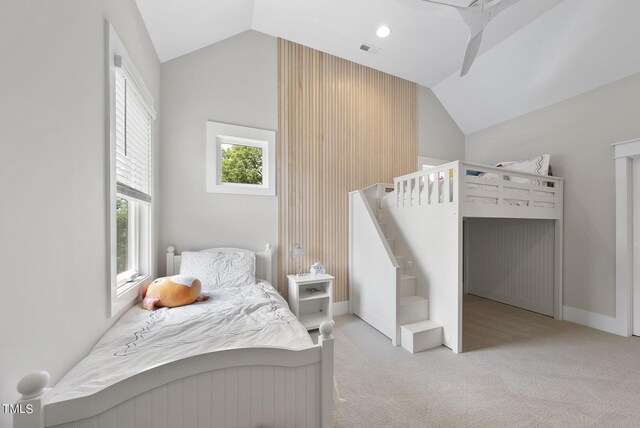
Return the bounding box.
[359,44,380,54]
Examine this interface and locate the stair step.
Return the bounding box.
[399,274,416,297]
[398,295,429,325]
[378,222,387,234]
[400,295,426,306]
[401,319,440,333]
[401,320,443,354]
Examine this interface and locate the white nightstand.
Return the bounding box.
[287,274,334,330]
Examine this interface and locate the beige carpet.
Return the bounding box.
[329,295,640,427]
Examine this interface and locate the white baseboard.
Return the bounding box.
[562,305,624,335]
[333,301,350,316]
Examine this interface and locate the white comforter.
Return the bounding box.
[48,281,312,404]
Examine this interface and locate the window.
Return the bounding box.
[221,141,263,185]
[108,24,156,317]
[206,122,276,196]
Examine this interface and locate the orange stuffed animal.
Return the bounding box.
[142,275,208,310]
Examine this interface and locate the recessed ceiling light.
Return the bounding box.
[376,25,391,39]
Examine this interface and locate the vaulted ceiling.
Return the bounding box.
[135,0,640,134]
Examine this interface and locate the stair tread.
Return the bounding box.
[400,295,428,305]
[400,274,416,280]
[401,320,441,333]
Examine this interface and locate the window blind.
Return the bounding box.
[115,65,152,203]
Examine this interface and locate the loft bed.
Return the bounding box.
[14,244,334,428]
[349,160,563,354]
[395,160,563,220]
[393,160,563,353]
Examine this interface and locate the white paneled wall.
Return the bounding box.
[465,218,555,316]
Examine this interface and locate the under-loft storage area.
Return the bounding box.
[464,218,556,317]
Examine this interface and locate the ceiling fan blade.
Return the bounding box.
[460,29,484,76]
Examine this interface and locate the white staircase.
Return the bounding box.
[374,192,443,354]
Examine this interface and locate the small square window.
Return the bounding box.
[220,142,263,185]
[207,122,276,196]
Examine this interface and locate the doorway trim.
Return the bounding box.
[613,138,640,337]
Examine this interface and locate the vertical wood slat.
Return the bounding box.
[284,367,297,428]
[166,381,181,427]
[211,370,225,425]
[250,366,263,428]
[273,366,286,427]
[181,376,197,428]
[225,368,239,428]
[237,367,251,428]
[262,366,275,426]
[115,400,134,427]
[278,39,417,301]
[196,373,212,428]
[150,386,167,428]
[133,393,150,428]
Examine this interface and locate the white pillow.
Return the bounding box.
[495,154,550,184]
[179,251,256,290]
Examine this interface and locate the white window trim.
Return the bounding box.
[206,121,276,196]
[107,22,155,317]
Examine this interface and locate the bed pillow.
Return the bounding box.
[179,250,256,290]
[495,154,550,184]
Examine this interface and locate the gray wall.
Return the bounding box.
[465,71,640,317]
[158,31,278,282]
[418,86,465,161]
[0,0,160,425]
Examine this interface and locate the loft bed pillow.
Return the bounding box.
[495,154,550,184]
[179,250,256,290]
[465,154,551,184]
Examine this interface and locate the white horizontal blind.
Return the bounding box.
[115,65,152,202]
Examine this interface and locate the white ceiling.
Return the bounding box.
[135,0,640,134]
[136,0,560,87]
[432,0,640,134]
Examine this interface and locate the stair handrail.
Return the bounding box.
[358,183,399,267]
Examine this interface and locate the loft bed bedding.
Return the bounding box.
[48,280,312,404]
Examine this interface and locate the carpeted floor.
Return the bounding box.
[329,295,640,427]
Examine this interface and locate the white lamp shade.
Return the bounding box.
[291,244,304,258]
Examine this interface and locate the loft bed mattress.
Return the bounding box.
[48,280,312,404]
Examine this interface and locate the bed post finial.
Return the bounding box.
[14,371,49,428]
[167,246,176,276]
[263,243,273,286]
[319,321,334,339]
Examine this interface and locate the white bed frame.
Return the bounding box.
[14,244,334,428]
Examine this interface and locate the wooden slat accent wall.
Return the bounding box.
[278,39,417,302]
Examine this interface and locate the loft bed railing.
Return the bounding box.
[394,161,563,219]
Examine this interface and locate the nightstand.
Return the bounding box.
[287,274,334,330]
